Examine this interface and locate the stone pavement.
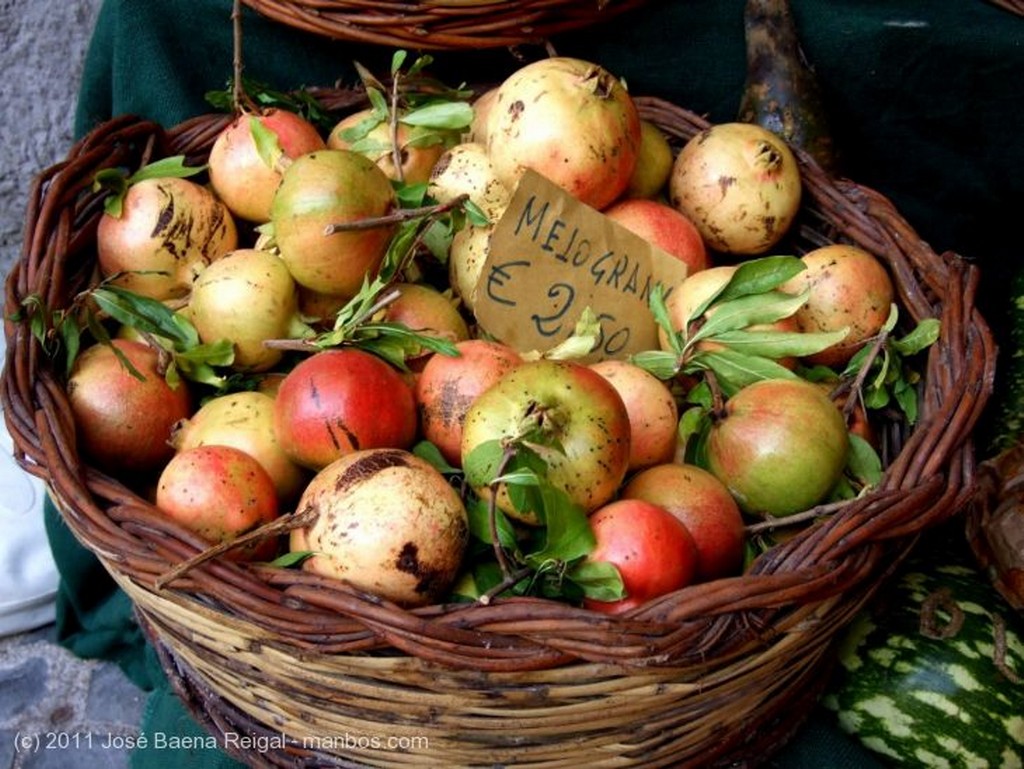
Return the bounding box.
[0,624,145,769]
[1,2,136,762]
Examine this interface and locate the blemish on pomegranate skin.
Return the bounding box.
[395,541,448,596]
[151,194,175,239]
[431,152,451,178]
[508,100,525,121]
[335,449,408,492]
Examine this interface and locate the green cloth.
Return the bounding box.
[54,1,1022,766]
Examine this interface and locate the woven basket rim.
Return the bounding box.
[239,0,654,50]
[0,83,999,766]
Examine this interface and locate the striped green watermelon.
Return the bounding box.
[823,541,1024,767]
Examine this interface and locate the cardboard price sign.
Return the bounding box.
[474,170,690,361]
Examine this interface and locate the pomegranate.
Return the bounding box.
[270,150,396,299]
[291,448,469,607]
[779,244,895,367]
[625,120,674,199]
[460,360,631,524]
[485,57,641,210]
[414,338,523,467]
[96,177,237,300]
[604,198,710,275]
[589,359,678,471]
[67,339,193,476]
[622,463,746,581]
[669,122,802,255]
[170,390,309,505]
[156,444,280,561]
[659,264,801,369]
[705,377,849,517]
[447,223,495,314]
[582,498,698,615]
[381,283,470,368]
[208,108,326,223]
[188,248,311,372]
[273,348,418,471]
[427,142,511,222]
[327,108,446,185]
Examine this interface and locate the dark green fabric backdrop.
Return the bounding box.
[56,1,1022,766]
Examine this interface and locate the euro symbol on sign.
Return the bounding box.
[486,260,530,306]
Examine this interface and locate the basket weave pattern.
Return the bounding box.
[2,90,996,767]
[240,0,652,49]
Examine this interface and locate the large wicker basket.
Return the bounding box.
[2,86,996,767]
[239,0,652,49]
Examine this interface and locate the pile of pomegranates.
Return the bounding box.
[63,51,923,614]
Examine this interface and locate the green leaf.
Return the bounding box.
[879,302,899,334]
[401,101,475,130]
[535,307,600,361]
[503,447,548,521]
[174,339,236,367]
[204,77,335,130]
[462,439,505,489]
[250,115,285,170]
[628,349,680,380]
[713,255,806,306]
[689,348,796,396]
[354,60,387,97]
[172,360,227,389]
[127,155,206,185]
[677,405,710,459]
[366,87,389,119]
[90,286,198,347]
[463,199,491,228]
[391,49,408,75]
[465,496,518,550]
[411,440,461,475]
[346,135,393,156]
[407,54,434,76]
[690,290,809,346]
[892,317,940,357]
[846,433,882,487]
[566,560,626,602]
[862,385,890,410]
[892,378,919,424]
[422,219,455,262]
[339,112,386,145]
[685,379,714,409]
[402,127,450,149]
[705,326,849,359]
[59,317,82,378]
[530,498,594,565]
[395,182,429,208]
[267,551,314,568]
[648,283,683,355]
[92,168,131,217]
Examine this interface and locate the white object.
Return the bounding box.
[0,333,58,636]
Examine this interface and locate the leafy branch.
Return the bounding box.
[632,255,847,397]
[264,194,482,370]
[456,427,624,606]
[838,304,939,425]
[92,156,206,218]
[456,421,622,606]
[13,280,235,389]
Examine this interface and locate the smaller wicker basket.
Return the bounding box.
[967,442,1024,612]
[239,0,652,49]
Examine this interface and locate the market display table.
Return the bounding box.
[50,1,1022,766]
